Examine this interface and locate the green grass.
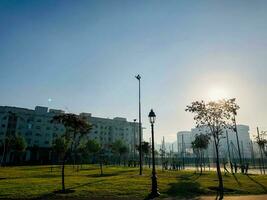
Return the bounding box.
[0,165,267,199]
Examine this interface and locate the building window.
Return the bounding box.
[36,126,41,130]
[1,124,5,128]
[26,131,32,136]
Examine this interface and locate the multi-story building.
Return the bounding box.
[0,106,140,164]
[177,125,252,160]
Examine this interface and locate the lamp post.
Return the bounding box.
[133,119,137,164]
[148,109,160,198]
[135,74,142,175]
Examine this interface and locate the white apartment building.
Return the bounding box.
[0,106,140,163]
[177,125,252,159]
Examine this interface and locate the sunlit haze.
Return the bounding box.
[0,0,267,143]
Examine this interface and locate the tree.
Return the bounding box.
[10,134,27,164]
[85,139,105,175]
[0,135,14,166]
[186,98,238,200]
[111,140,128,165]
[1,112,25,166]
[51,113,92,192]
[136,141,151,167]
[224,98,243,173]
[256,131,267,174]
[0,134,27,165]
[191,134,209,174]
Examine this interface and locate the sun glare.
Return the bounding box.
[208,87,229,101]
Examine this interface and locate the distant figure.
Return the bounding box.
[245,163,249,174]
[234,162,237,173]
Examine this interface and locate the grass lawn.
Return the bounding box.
[0,165,267,199]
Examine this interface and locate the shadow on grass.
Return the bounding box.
[165,181,203,199]
[68,179,103,190]
[87,173,121,178]
[31,180,103,200]
[232,173,242,186]
[246,174,267,192]
[177,173,197,180]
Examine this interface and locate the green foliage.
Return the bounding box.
[191,134,210,152]
[111,140,128,155]
[51,114,93,155]
[136,141,151,155]
[10,134,27,152]
[85,139,101,153]
[52,137,69,154]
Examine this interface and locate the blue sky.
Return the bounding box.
[0,0,266,142]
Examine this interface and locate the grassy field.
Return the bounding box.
[0,165,267,199]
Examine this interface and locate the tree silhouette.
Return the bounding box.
[256,133,267,174]
[191,134,209,174]
[186,98,238,200]
[51,113,92,192]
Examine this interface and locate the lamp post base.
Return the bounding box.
[149,174,160,199]
[148,191,160,199]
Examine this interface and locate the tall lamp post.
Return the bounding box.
[133,119,137,164]
[135,74,142,175]
[148,109,160,198]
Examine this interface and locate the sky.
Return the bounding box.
[0,0,266,143]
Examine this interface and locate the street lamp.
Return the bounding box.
[135,74,142,175]
[148,109,160,198]
[133,119,137,165]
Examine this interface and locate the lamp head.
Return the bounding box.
[148,109,156,124]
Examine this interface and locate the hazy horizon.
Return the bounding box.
[1,0,266,143]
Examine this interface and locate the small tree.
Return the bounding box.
[85,139,104,175]
[256,133,267,174]
[11,135,27,162]
[51,113,92,192]
[111,140,128,165]
[186,98,238,200]
[191,134,209,174]
[136,141,151,167]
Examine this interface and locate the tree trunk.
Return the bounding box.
[61,158,65,192]
[200,151,203,175]
[100,159,103,175]
[215,141,224,200]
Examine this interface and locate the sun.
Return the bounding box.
[208,86,229,101]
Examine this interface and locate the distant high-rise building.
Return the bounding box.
[177,125,252,159]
